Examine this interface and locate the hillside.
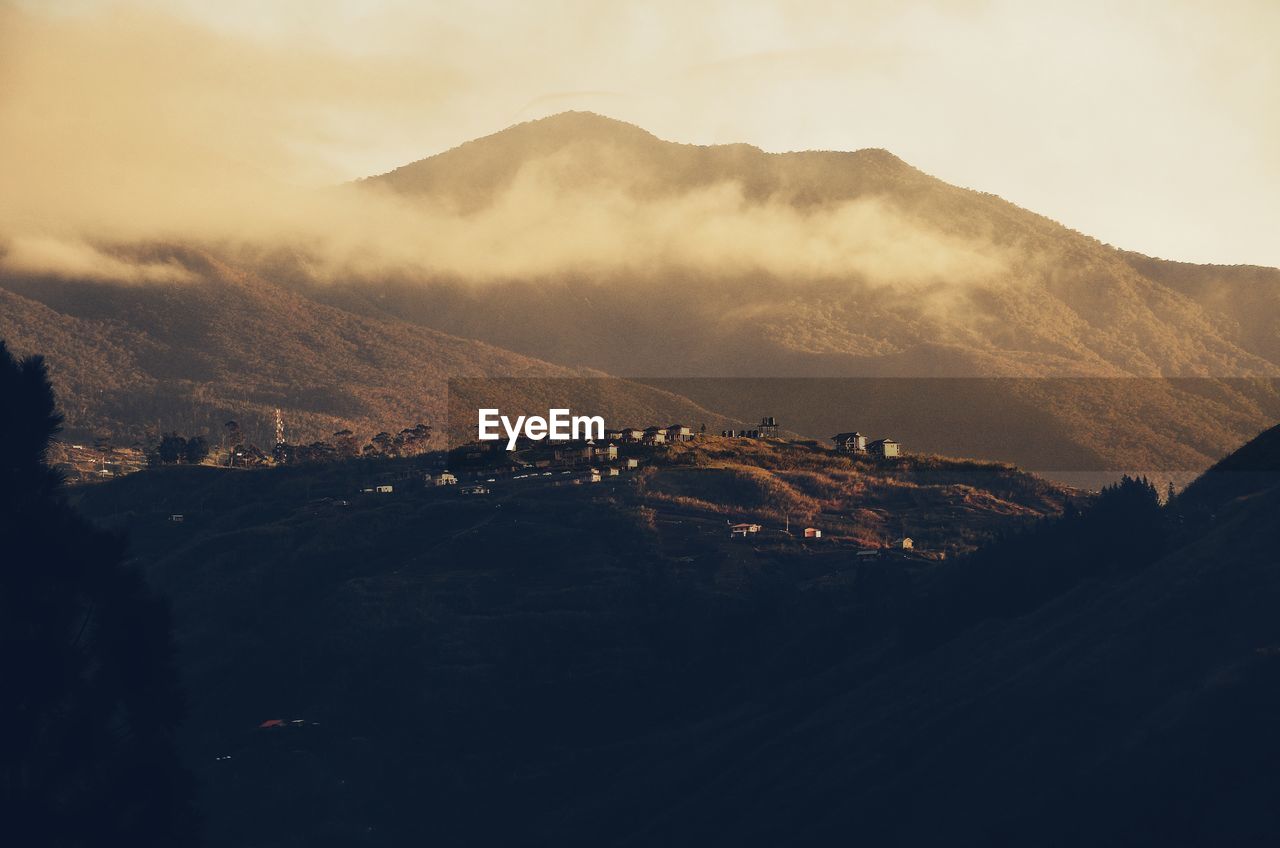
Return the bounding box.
[340,112,1280,472]
[0,254,734,445]
[552,424,1280,846]
[4,112,1279,472]
[70,437,1069,847]
[69,415,1280,845]
[357,113,1278,378]
[1121,252,1280,365]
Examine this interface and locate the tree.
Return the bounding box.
[142,425,162,468]
[157,432,188,464]
[333,429,358,458]
[0,340,195,845]
[224,420,242,467]
[367,431,394,457]
[183,435,209,465]
[396,422,433,456]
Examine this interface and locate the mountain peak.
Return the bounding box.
[362,111,920,204]
[518,110,654,136]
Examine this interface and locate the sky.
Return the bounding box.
[1,0,1277,269]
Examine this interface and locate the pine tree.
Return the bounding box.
[0,341,196,846]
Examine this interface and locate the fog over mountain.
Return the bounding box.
[2,112,1278,469]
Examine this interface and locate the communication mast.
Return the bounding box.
[275,408,285,447]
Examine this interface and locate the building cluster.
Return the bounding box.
[721,417,780,439]
[832,432,901,457]
[603,424,695,446]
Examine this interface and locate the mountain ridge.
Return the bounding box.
[3,112,1279,470]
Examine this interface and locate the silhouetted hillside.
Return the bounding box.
[69,436,1068,847]
[0,342,195,845]
[70,416,1280,846]
[553,426,1280,846]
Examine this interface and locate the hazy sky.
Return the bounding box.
[3,0,1277,267]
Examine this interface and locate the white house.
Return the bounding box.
[665,424,693,443]
[832,432,868,453]
[868,438,901,458]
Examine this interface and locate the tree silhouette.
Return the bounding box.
[333,429,358,458]
[223,420,242,467]
[908,475,1171,651]
[0,341,196,846]
[158,432,188,464]
[183,435,210,465]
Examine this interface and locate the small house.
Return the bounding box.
[622,428,645,443]
[625,458,639,469]
[730,522,762,537]
[375,485,393,494]
[595,443,618,460]
[459,484,489,495]
[586,469,601,483]
[665,424,693,443]
[868,438,901,458]
[432,471,458,486]
[832,432,867,453]
[606,467,620,476]
[643,427,667,445]
[803,527,822,539]
[758,417,779,439]
[892,536,914,549]
[169,514,184,523]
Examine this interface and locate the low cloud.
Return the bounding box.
[0,236,196,284]
[0,3,1010,290]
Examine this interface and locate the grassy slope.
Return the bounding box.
[69,422,1280,846]
[70,439,1068,847]
[0,261,735,445]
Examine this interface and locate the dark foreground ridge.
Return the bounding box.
[59,410,1280,846]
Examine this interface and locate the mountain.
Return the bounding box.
[0,251,734,445]
[354,112,1278,377]
[335,112,1280,472]
[1120,252,1280,365]
[3,111,1278,470]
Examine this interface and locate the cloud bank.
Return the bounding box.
[0,4,1011,289]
